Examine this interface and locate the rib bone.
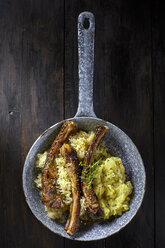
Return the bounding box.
[42,121,77,208]
[61,144,81,235]
[81,125,108,214]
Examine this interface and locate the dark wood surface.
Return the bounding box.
[0,0,164,247]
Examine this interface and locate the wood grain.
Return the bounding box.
[0,0,164,247]
[0,0,64,247]
[152,1,165,247]
[104,1,154,247]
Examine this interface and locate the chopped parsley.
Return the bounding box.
[80,158,103,188]
[79,161,84,167]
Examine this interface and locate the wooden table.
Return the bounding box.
[0,0,164,247]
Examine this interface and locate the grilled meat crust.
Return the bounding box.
[42,121,77,208]
[61,144,81,235]
[82,125,108,214]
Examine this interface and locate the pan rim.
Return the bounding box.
[22,117,146,241]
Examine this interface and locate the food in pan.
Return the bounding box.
[81,125,108,215]
[61,144,80,235]
[42,121,77,209]
[35,121,133,235]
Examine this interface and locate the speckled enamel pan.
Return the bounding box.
[22,12,146,241]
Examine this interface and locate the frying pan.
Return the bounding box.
[23,11,146,241]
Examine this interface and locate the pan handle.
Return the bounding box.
[75,12,96,118]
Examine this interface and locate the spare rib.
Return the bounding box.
[61,144,81,235]
[81,125,108,214]
[42,121,77,208]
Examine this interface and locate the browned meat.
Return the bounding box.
[61,144,81,235]
[42,121,77,208]
[81,125,108,214]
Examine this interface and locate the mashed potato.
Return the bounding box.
[93,157,133,218]
[35,130,133,222]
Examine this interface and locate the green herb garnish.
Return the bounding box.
[79,161,84,167]
[80,158,103,188]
